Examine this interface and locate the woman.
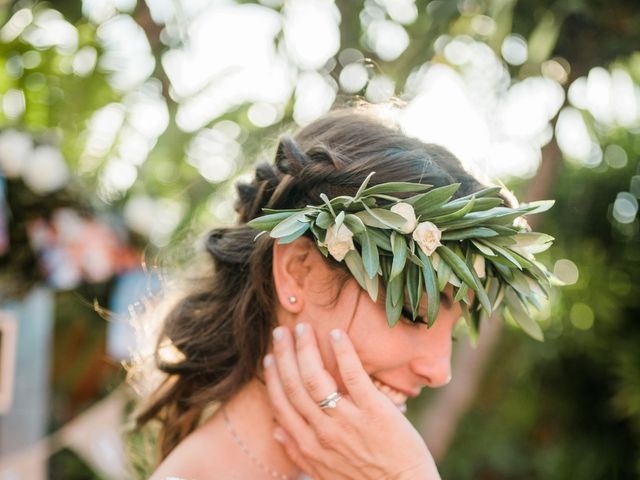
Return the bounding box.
[132,102,553,479]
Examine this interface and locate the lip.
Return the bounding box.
[396,385,421,399]
[371,377,421,399]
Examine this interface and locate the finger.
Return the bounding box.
[294,323,336,402]
[263,352,318,451]
[266,354,346,472]
[294,323,358,417]
[271,326,328,427]
[273,426,315,476]
[328,328,381,409]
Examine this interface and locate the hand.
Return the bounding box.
[263,323,441,480]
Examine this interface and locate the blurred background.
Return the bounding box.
[0,0,639,478]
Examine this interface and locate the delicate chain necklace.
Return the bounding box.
[222,407,291,480]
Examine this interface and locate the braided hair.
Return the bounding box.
[132,104,494,461]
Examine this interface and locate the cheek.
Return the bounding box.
[317,335,340,383]
[429,308,461,356]
[303,280,362,382]
[344,302,412,373]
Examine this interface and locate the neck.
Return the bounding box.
[212,378,301,479]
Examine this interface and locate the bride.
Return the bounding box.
[132,103,554,479]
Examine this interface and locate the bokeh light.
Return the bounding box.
[553,258,580,285]
[570,303,595,330]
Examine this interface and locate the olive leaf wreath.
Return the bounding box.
[247,172,561,341]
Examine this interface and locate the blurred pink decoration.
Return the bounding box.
[27,208,139,289]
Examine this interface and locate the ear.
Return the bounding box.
[272,236,323,313]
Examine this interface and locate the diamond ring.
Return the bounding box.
[317,391,343,410]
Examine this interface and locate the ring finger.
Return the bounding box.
[263,352,318,453]
[271,326,328,427]
[294,323,358,417]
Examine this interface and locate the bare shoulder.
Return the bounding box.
[148,417,247,480]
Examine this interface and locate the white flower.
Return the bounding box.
[325,223,355,261]
[513,216,530,230]
[412,221,442,256]
[390,202,417,233]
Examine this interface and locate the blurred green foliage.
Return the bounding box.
[440,137,640,478]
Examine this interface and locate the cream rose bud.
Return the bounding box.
[412,221,442,256]
[390,202,417,233]
[325,223,355,261]
[473,254,486,278]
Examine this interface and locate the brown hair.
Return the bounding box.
[132,102,495,461]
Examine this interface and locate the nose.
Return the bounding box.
[410,324,454,388]
[411,355,452,388]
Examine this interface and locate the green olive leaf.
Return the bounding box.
[519,199,555,215]
[343,213,366,234]
[480,240,523,270]
[436,244,478,292]
[315,210,332,229]
[390,231,408,281]
[408,183,461,215]
[504,288,544,341]
[426,195,476,223]
[427,197,502,217]
[344,250,367,290]
[334,210,346,231]
[247,211,297,230]
[441,227,499,241]
[406,262,423,320]
[353,209,392,229]
[358,230,380,279]
[454,283,469,303]
[385,283,403,328]
[389,267,404,307]
[362,181,432,196]
[417,250,440,327]
[367,227,392,251]
[436,254,452,291]
[465,253,492,315]
[276,222,310,244]
[459,302,478,345]
[270,212,310,238]
[319,193,336,216]
[353,171,377,200]
[471,239,496,256]
[363,204,409,230]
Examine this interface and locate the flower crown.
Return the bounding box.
[247,172,560,341]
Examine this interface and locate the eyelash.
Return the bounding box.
[400,293,452,326]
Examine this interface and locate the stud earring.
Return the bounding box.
[287,295,297,304]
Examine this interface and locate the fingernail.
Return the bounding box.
[295,323,306,338]
[330,329,342,342]
[273,327,284,342]
[263,354,273,368]
[273,428,286,443]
